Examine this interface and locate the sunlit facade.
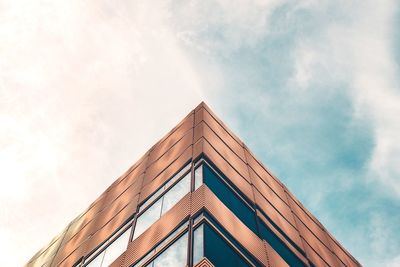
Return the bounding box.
[26,102,361,267]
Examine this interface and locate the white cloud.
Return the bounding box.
[172,0,287,54]
[0,1,204,266]
[384,254,400,267]
[291,0,400,196]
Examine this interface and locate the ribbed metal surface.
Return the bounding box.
[27,102,360,267]
[194,257,214,267]
[122,194,191,267]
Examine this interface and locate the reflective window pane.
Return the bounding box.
[133,198,163,240]
[85,250,105,267]
[161,173,190,215]
[133,222,189,267]
[140,187,163,212]
[204,224,252,267]
[149,232,188,267]
[203,164,258,233]
[194,165,203,190]
[101,228,131,266]
[139,163,191,212]
[192,224,204,265]
[134,167,191,242]
[164,163,191,189]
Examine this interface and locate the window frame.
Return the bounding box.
[138,161,192,213]
[191,211,260,267]
[83,216,135,266]
[132,165,192,241]
[194,158,255,212]
[132,219,190,267]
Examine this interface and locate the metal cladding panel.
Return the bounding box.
[26,229,66,267]
[194,257,215,267]
[194,107,246,162]
[143,130,193,185]
[202,185,269,267]
[193,137,204,160]
[107,161,146,200]
[151,111,194,151]
[201,138,255,202]
[148,113,194,166]
[293,209,332,251]
[110,253,125,267]
[263,241,289,267]
[302,240,331,267]
[284,185,325,230]
[251,177,297,229]
[195,103,244,148]
[84,196,138,256]
[327,231,361,266]
[56,238,88,267]
[53,183,140,266]
[295,217,342,267]
[53,225,90,265]
[27,102,360,267]
[249,167,287,209]
[287,194,328,237]
[244,149,288,203]
[122,194,191,267]
[140,146,192,203]
[254,189,304,250]
[195,121,250,183]
[256,210,308,265]
[110,153,148,190]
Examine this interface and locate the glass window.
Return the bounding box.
[203,164,258,233]
[101,228,131,266]
[194,165,203,190]
[161,173,190,215]
[133,198,163,240]
[145,232,188,267]
[85,250,105,267]
[192,224,204,265]
[258,220,306,266]
[203,223,252,267]
[133,222,189,267]
[133,173,191,241]
[140,163,191,212]
[140,187,164,213]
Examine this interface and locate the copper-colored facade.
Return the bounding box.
[26,102,361,267]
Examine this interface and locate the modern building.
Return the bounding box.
[26,102,361,267]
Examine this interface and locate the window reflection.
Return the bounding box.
[133,222,189,267]
[85,227,131,267]
[140,163,191,212]
[161,173,190,214]
[145,232,188,267]
[133,173,190,241]
[101,228,131,266]
[192,224,204,265]
[133,198,163,240]
[85,250,105,267]
[194,165,203,190]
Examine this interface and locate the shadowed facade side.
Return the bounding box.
[26,102,361,267]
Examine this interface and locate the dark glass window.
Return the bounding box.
[258,220,306,267]
[201,163,258,234]
[202,213,262,267]
[203,223,252,267]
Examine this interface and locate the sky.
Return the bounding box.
[0,0,399,266]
